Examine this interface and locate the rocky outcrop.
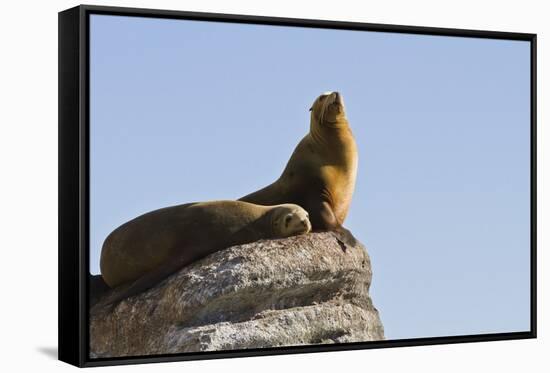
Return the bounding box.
[90,232,384,357]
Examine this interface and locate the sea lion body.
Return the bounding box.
[100,200,311,290]
[240,91,357,238]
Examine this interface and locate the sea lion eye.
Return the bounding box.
[284,214,293,226]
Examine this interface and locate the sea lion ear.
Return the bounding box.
[308,107,312,112]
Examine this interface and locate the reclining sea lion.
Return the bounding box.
[97,200,311,306]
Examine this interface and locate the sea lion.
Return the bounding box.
[240,91,358,246]
[97,200,311,306]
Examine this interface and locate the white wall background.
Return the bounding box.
[0,0,546,371]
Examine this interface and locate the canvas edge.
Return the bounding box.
[57,4,537,368]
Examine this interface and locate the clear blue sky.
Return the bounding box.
[89,14,531,340]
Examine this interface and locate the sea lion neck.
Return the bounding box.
[255,208,279,239]
[310,117,352,145]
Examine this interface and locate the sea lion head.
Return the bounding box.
[309,91,347,129]
[270,204,311,238]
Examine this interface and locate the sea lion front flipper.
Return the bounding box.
[315,200,339,230]
[316,201,356,250]
[332,226,357,249]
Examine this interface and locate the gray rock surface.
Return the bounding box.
[90,232,384,357]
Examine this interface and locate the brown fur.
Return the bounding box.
[96,201,310,307]
[100,201,311,289]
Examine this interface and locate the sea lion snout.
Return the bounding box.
[299,215,311,228]
[298,212,312,233]
[331,91,344,107]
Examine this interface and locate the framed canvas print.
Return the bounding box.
[58,4,537,367]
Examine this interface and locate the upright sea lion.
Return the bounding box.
[98,201,311,306]
[240,91,358,245]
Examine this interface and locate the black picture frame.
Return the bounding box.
[58,4,537,368]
